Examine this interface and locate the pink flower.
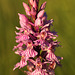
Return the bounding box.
[35,18,43,26]
[28,58,49,75]
[13,49,38,70]
[13,42,23,50]
[31,7,36,16]
[26,40,33,48]
[37,10,45,18]
[40,29,47,40]
[29,0,34,6]
[40,1,47,10]
[34,39,44,46]
[18,13,29,28]
[15,34,29,43]
[13,57,27,70]
[31,69,48,75]
[46,50,59,64]
[18,13,28,23]
[33,0,38,10]
[23,2,31,16]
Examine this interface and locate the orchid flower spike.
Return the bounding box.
[13,0,63,75]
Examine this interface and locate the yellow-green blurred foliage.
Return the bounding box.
[0,0,75,75]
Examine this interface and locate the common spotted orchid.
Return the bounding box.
[13,0,63,75]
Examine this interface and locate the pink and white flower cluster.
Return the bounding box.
[13,0,63,75]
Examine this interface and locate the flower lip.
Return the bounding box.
[49,61,56,69]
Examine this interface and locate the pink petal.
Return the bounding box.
[33,0,37,10]
[31,69,48,75]
[29,0,34,5]
[18,13,28,23]
[35,18,42,26]
[13,63,20,70]
[40,1,46,10]
[23,2,31,16]
[30,49,38,57]
[18,13,30,28]
[31,7,36,16]
[37,10,44,18]
[46,51,59,64]
[19,60,27,69]
[13,42,23,50]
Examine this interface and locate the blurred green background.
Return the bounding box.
[0,0,75,75]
